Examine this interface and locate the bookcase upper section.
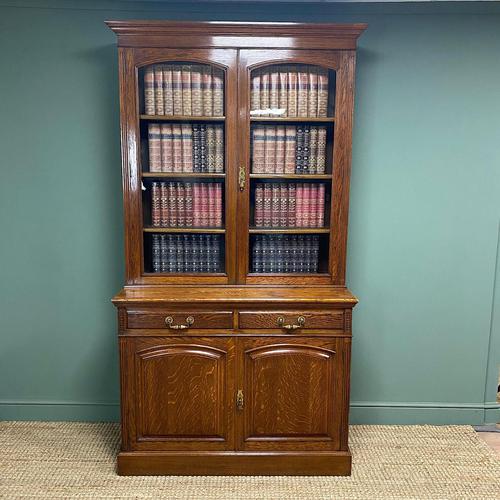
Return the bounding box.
[108,21,365,286]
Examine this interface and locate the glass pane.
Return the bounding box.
[142,62,224,117]
[250,64,334,118]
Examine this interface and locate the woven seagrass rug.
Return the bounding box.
[1,422,499,499]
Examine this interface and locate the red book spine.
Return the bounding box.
[308,69,318,117]
[278,67,288,117]
[250,69,261,113]
[154,65,164,115]
[317,68,329,118]
[160,124,172,172]
[288,183,296,227]
[160,182,169,227]
[279,183,288,228]
[252,126,265,173]
[269,68,279,114]
[302,184,311,227]
[263,184,272,227]
[212,67,224,117]
[168,182,177,227]
[215,183,223,227]
[254,184,264,227]
[295,183,304,227]
[297,68,309,117]
[177,183,185,227]
[148,123,161,172]
[144,66,155,115]
[184,183,193,227]
[287,67,298,118]
[260,72,270,116]
[275,126,285,174]
[271,184,280,227]
[309,184,318,228]
[208,183,216,227]
[200,184,209,227]
[151,182,161,227]
[317,184,325,228]
[264,126,275,174]
[193,183,201,227]
[172,66,183,115]
[284,126,296,174]
[172,124,183,172]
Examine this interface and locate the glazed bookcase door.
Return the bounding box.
[119,48,238,285]
[236,49,354,285]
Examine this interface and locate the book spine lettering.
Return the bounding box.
[296,183,304,227]
[208,183,216,227]
[308,68,318,117]
[206,125,216,173]
[250,69,261,113]
[287,67,298,117]
[152,234,161,272]
[148,123,161,172]
[214,125,224,173]
[215,183,223,227]
[275,126,285,174]
[317,68,329,117]
[316,127,327,174]
[297,67,309,117]
[271,184,280,227]
[177,183,185,227]
[309,184,318,228]
[160,124,172,172]
[295,126,304,174]
[279,183,288,228]
[160,182,169,226]
[172,124,183,172]
[172,66,183,115]
[201,65,213,116]
[288,183,296,227]
[162,65,173,115]
[181,65,192,116]
[193,183,201,227]
[309,126,318,175]
[317,183,325,228]
[191,65,203,116]
[302,126,310,174]
[200,183,209,227]
[199,124,207,172]
[154,65,164,115]
[151,182,161,227]
[184,182,193,227]
[252,126,265,174]
[260,72,270,116]
[254,184,264,227]
[269,68,279,114]
[284,126,296,174]
[264,126,275,174]
[168,182,177,227]
[263,184,272,227]
[181,124,193,172]
[212,67,224,116]
[278,67,288,117]
[144,66,155,115]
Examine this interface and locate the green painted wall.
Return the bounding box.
[0,1,499,424]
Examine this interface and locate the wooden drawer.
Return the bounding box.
[238,310,346,331]
[126,310,233,329]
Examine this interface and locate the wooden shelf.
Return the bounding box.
[249,228,330,234]
[144,227,226,234]
[250,116,334,123]
[140,115,225,122]
[142,172,225,179]
[249,174,332,180]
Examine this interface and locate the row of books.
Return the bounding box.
[254,183,325,228]
[252,125,327,174]
[148,123,224,173]
[151,234,223,273]
[250,65,330,118]
[251,235,320,273]
[144,64,224,117]
[151,182,223,228]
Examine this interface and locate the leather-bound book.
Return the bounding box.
[295,125,304,173]
[172,124,183,172]
[275,126,285,174]
[308,68,318,117]
[269,67,279,114]
[144,66,155,115]
[151,182,161,227]
[295,183,304,227]
[168,182,177,227]
[166,234,176,273]
[191,65,203,116]
[148,123,161,172]
[250,69,261,114]
[264,126,275,174]
[309,184,318,228]
[278,67,288,117]
[254,184,264,227]
[271,183,280,227]
[172,65,183,115]
[317,183,325,228]
[263,184,272,227]
[160,182,169,227]
[184,182,193,227]
[287,66,298,117]
[181,65,192,115]
[214,125,224,172]
[302,183,311,227]
[302,126,310,174]
[279,183,288,228]
[317,67,329,117]
[284,126,296,174]
[212,67,224,116]
[181,124,193,172]
[175,235,184,273]
[201,65,213,116]
[252,126,265,173]
[199,183,209,227]
[151,234,161,272]
[206,125,216,173]
[162,65,174,115]
[199,124,207,172]
[177,183,186,227]
[214,183,223,227]
[160,124,173,172]
[288,183,296,227]
[297,67,309,117]
[154,65,164,115]
[192,124,201,172]
[160,234,168,273]
[260,71,270,116]
[208,183,216,227]
[193,183,201,227]
[316,127,327,174]
[308,126,318,175]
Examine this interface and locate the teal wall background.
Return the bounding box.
[0,1,499,424]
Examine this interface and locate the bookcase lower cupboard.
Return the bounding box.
[108,21,366,476]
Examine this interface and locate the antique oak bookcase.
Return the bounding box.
[108,20,366,476]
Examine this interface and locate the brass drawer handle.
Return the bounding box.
[165,316,195,329]
[277,316,305,330]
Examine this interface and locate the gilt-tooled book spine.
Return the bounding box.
[181,65,192,116]
[199,235,207,272]
[309,184,318,228]
[148,123,161,172]
[215,183,223,227]
[317,68,329,118]
[288,183,296,227]
[154,65,164,115]
[278,67,288,117]
[184,182,193,227]
[177,183,186,227]
[152,234,161,272]
[302,126,310,174]
[297,67,309,117]
[201,65,213,116]
[269,68,279,114]
[295,126,304,174]
[172,124,183,172]
[160,234,168,273]
[151,182,161,227]
[181,124,193,172]
[192,235,200,273]
[200,183,209,227]
[271,183,280,227]
[193,183,201,227]
[160,182,169,227]
[254,184,264,227]
[212,67,224,117]
[295,183,304,227]
[317,183,325,228]
[175,235,184,273]
[316,127,327,174]
[305,237,313,273]
[264,126,275,174]
[284,126,296,174]
[172,66,183,115]
[275,235,283,273]
[308,126,318,175]
[206,125,216,173]
[252,236,262,273]
[162,65,174,116]
[144,66,155,115]
[167,234,176,273]
[192,124,201,172]
[260,72,270,116]
[308,68,318,117]
[263,184,272,227]
[252,126,265,173]
[160,124,172,172]
[191,66,203,116]
[199,124,207,172]
[250,69,260,113]
[214,125,224,172]
[279,183,288,228]
[287,67,298,118]
[168,182,177,227]
[275,126,285,174]
[312,235,320,272]
[208,183,216,227]
[303,183,311,228]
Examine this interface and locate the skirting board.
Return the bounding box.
[1,400,498,424]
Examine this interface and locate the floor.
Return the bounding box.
[1,422,499,499]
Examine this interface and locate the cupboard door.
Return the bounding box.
[237,337,349,451]
[123,337,235,451]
